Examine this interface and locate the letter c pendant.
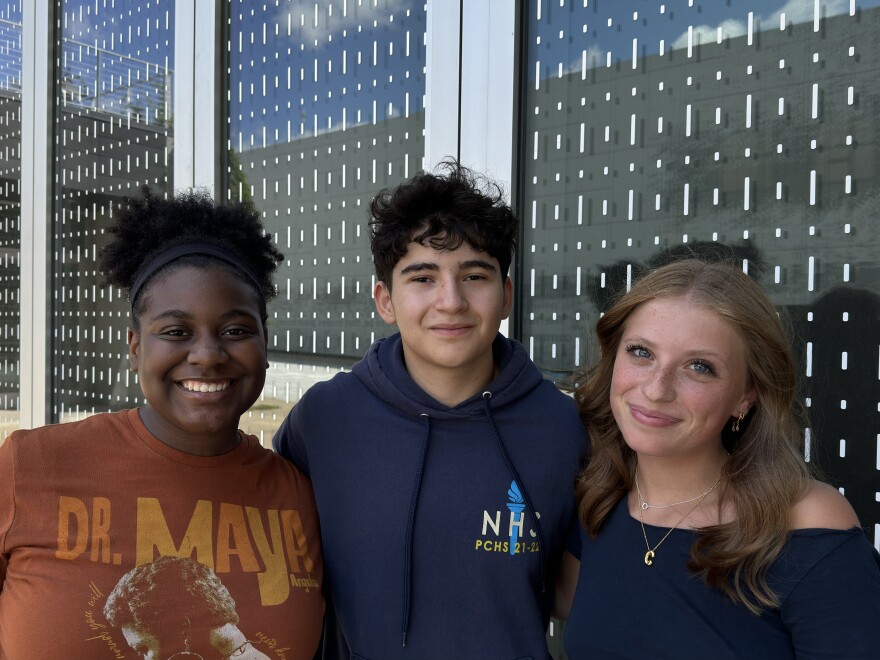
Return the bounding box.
[644,550,655,566]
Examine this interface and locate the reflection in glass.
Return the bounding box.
[225,1,427,440]
[0,0,20,438]
[519,0,879,551]
[53,0,174,421]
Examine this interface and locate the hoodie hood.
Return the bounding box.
[352,332,543,417]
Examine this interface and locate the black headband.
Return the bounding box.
[129,242,266,310]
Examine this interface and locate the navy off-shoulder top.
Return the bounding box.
[565,497,880,659]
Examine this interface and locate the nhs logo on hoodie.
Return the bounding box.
[475,481,541,555]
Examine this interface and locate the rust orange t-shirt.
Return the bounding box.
[0,409,323,660]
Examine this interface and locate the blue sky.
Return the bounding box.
[50,0,880,150]
[228,0,425,150]
[528,0,880,73]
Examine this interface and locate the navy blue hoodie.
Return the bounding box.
[273,333,587,660]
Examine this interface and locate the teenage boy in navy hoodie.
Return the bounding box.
[273,161,587,659]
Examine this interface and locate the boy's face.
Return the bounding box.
[374,240,512,386]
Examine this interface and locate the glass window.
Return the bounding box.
[519,0,880,543]
[53,0,174,421]
[224,0,427,441]
[0,0,20,438]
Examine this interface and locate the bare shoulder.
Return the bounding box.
[790,480,861,530]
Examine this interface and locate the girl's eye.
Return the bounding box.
[625,344,651,359]
[689,360,715,375]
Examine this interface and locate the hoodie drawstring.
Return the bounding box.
[401,413,431,647]
[481,391,549,621]
[400,396,550,647]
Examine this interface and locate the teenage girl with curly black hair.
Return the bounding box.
[0,188,324,659]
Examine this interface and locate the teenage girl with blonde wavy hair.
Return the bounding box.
[557,259,880,659]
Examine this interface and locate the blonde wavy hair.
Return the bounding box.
[575,259,813,613]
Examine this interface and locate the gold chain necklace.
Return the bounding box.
[636,474,721,566]
[635,473,721,510]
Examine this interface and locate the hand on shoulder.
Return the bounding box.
[790,480,860,530]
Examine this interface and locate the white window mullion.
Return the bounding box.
[20,0,53,427]
[424,0,461,170]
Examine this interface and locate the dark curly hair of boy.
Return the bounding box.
[369,159,519,289]
[99,187,283,328]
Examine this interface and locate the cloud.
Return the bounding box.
[672,19,747,50]
[767,0,850,26]
[671,0,852,51]
[564,44,605,76]
[275,0,412,45]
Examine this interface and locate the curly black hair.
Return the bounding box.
[100,187,283,327]
[369,159,519,288]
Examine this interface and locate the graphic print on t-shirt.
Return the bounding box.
[103,556,269,659]
[54,494,320,658]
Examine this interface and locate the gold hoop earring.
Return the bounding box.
[731,412,745,433]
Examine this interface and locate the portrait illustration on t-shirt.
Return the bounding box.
[103,555,270,659]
